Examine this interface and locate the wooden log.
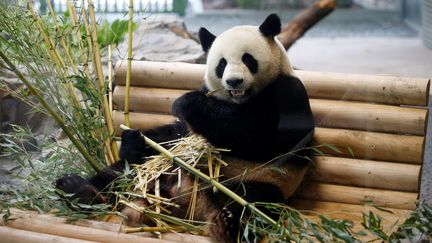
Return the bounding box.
[113,86,428,135]
[114,61,430,106]
[112,110,177,136]
[278,0,336,49]
[112,112,425,164]
[115,61,204,90]
[309,156,421,192]
[314,127,424,164]
[2,215,174,243]
[113,86,189,114]
[3,209,213,243]
[0,226,96,243]
[295,182,417,210]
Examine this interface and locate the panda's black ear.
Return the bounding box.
[198,27,216,52]
[259,13,281,37]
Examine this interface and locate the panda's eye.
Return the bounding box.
[215,57,227,78]
[242,53,258,74]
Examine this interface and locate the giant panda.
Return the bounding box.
[56,13,315,242]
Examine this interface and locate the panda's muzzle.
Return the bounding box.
[226,78,243,88]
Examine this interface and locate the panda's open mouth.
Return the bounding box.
[229,89,246,98]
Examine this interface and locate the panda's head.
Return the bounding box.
[199,13,294,104]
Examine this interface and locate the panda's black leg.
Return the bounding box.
[56,174,108,204]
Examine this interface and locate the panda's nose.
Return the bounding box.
[226,79,243,88]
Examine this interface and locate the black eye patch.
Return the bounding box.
[215,57,227,78]
[242,53,258,74]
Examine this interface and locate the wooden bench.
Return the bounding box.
[112,60,430,236]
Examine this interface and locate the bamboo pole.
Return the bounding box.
[0,50,103,172]
[124,0,134,127]
[295,182,418,210]
[27,3,80,107]
[0,226,95,243]
[310,156,420,192]
[119,125,279,230]
[114,61,430,106]
[47,1,78,75]
[112,86,428,135]
[111,111,425,164]
[87,0,120,161]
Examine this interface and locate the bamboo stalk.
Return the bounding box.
[27,2,80,107]
[124,0,134,127]
[87,0,120,161]
[47,1,78,75]
[119,124,278,228]
[0,226,95,243]
[108,45,113,114]
[0,50,103,172]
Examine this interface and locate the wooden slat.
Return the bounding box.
[115,60,205,90]
[0,226,96,243]
[113,86,189,114]
[3,209,212,243]
[314,127,424,164]
[115,61,430,106]
[1,213,175,243]
[309,156,420,192]
[113,86,428,135]
[112,112,425,164]
[310,99,428,135]
[295,182,417,210]
[112,110,177,136]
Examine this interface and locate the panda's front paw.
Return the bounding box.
[56,174,107,204]
[120,129,147,163]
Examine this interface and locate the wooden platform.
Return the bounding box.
[113,60,429,234]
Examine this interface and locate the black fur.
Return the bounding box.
[259,13,281,37]
[216,57,227,78]
[199,27,216,52]
[242,53,258,74]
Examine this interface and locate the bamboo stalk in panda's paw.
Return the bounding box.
[119,124,278,228]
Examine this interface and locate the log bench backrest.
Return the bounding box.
[113,61,430,227]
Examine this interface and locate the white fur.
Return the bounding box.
[204,25,295,103]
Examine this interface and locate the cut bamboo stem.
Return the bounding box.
[114,61,430,106]
[124,0,134,127]
[120,124,279,228]
[87,0,120,161]
[0,50,103,172]
[47,1,78,75]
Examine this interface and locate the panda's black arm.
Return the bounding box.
[273,75,315,158]
[91,121,189,191]
[56,121,189,204]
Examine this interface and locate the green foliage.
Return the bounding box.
[97,20,137,49]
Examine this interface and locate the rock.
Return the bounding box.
[111,15,205,65]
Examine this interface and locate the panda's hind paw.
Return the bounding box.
[212,207,240,243]
[56,174,106,205]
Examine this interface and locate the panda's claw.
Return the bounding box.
[219,207,240,242]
